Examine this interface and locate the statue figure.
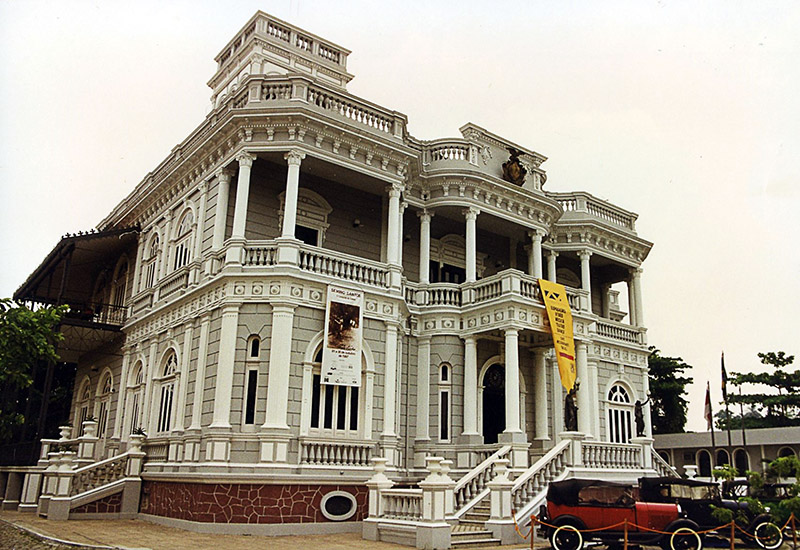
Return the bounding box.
[501,147,527,186]
[564,382,579,432]
[634,394,651,437]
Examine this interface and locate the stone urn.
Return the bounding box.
[59,425,72,440]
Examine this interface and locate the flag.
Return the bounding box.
[704,382,713,430]
[721,351,728,401]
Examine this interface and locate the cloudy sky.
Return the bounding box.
[1,1,798,431]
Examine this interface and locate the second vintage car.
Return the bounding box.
[539,479,704,550]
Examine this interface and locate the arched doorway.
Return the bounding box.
[482,364,505,444]
[698,449,712,477]
[716,449,730,467]
[734,449,749,473]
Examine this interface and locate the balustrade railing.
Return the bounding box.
[243,243,277,266]
[63,302,127,327]
[307,85,395,134]
[511,439,571,510]
[582,441,641,469]
[299,245,389,288]
[472,278,503,304]
[550,192,637,231]
[299,439,375,467]
[427,284,462,306]
[159,269,189,299]
[453,445,511,509]
[596,320,642,344]
[70,454,130,496]
[651,449,680,478]
[380,489,423,520]
[142,441,169,463]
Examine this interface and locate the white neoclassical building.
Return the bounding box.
[1,11,670,547]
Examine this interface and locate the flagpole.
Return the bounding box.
[722,352,734,469]
[739,385,748,471]
[706,381,717,468]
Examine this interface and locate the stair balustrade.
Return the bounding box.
[453,445,511,510]
[511,439,571,511]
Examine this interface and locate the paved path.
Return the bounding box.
[0,511,534,550]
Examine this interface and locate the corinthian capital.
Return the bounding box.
[386,182,405,198]
[284,149,306,166]
[236,151,256,168]
[463,206,480,221]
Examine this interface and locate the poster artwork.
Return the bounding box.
[321,286,363,387]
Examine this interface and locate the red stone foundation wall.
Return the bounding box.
[139,482,367,524]
[72,491,123,514]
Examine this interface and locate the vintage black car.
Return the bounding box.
[539,479,703,550]
[639,477,783,550]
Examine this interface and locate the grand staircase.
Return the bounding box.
[450,496,500,548]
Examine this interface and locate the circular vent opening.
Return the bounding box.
[320,490,357,521]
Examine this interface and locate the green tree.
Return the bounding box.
[728,351,800,428]
[647,346,693,434]
[0,299,66,442]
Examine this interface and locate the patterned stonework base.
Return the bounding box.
[140,482,367,524]
[72,491,123,514]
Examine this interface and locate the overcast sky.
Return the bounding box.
[1,1,798,432]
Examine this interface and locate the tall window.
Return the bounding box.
[439,364,451,442]
[111,261,128,308]
[156,351,178,433]
[243,336,261,427]
[310,349,360,435]
[607,384,633,443]
[96,372,113,439]
[173,211,194,270]
[127,363,144,434]
[76,379,92,436]
[144,234,160,288]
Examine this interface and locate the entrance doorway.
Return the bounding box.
[482,364,505,444]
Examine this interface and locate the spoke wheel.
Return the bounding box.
[753,521,783,550]
[670,527,702,550]
[551,524,583,550]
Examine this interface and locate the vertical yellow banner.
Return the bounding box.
[538,279,577,391]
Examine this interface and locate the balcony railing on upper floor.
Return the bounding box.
[229,75,406,140]
[549,191,638,231]
[595,319,644,344]
[62,302,127,327]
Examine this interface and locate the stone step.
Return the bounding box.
[459,518,489,526]
[451,537,502,548]
[463,512,490,521]
[451,529,494,540]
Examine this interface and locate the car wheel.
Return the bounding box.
[550,523,583,550]
[666,527,702,550]
[752,521,783,550]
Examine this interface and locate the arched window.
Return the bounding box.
[110,260,128,323]
[698,449,713,477]
[248,336,260,360]
[144,234,160,288]
[778,447,796,458]
[76,378,92,436]
[243,335,261,427]
[155,351,178,433]
[173,211,194,270]
[734,448,749,473]
[95,371,113,439]
[439,364,451,442]
[309,348,361,436]
[716,449,730,467]
[607,384,633,443]
[127,362,144,434]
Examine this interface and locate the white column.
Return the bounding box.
[111,350,130,440]
[529,231,544,279]
[211,169,232,249]
[132,239,145,295]
[627,275,637,326]
[416,337,431,441]
[632,267,644,327]
[546,250,558,282]
[193,181,208,260]
[159,212,172,279]
[601,284,611,318]
[382,323,399,436]
[263,304,295,429]
[174,322,193,432]
[462,336,479,436]
[210,305,239,428]
[281,150,305,238]
[231,152,256,239]
[143,342,158,434]
[386,184,404,266]
[504,329,522,434]
[189,315,210,430]
[579,249,592,293]
[576,341,592,436]
[533,349,549,440]
[418,210,433,283]
[464,207,479,283]
[397,202,407,267]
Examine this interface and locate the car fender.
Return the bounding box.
[664,518,701,533]
[551,514,588,531]
[746,513,776,532]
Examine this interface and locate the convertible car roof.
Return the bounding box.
[639,477,717,489]
[547,479,635,507]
